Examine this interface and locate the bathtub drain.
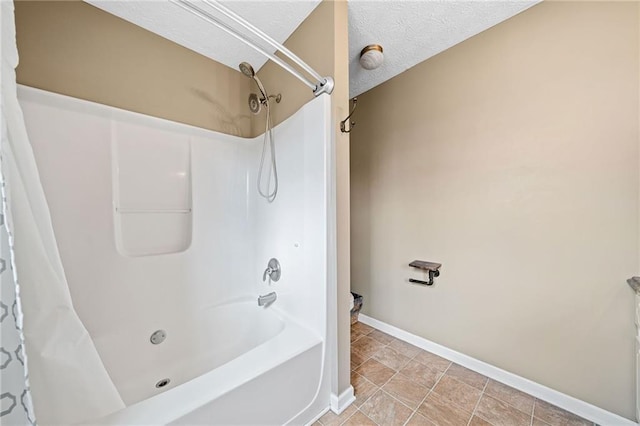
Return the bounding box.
[155,378,170,389]
[150,329,166,345]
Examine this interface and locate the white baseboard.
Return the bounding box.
[330,386,355,415]
[358,314,637,426]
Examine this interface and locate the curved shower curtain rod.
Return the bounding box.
[172,0,334,97]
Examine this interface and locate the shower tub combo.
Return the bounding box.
[18,85,334,425]
[93,300,324,425]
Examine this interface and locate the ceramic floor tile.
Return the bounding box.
[468,415,493,426]
[352,322,375,336]
[351,331,364,343]
[349,324,588,426]
[413,350,452,372]
[444,363,488,390]
[352,372,379,408]
[399,359,442,389]
[368,329,395,345]
[382,373,430,409]
[432,375,482,413]
[417,392,473,426]
[351,349,368,368]
[484,379,535,415]
[352,336,387,359]
[405,412,437,426]
[359,390,413,426]
[355,359,396,387]
[388,339,422,359]
[318,405,357,426]
[373,347,411,371]
[342,410,378,426]
[533,399,591,426]
[475,395,531,426]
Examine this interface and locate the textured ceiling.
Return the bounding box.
[86,1,539,98]
[86,0,321,72]
[349,1,539,97]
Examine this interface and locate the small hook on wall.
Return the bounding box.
[340,98,358,133]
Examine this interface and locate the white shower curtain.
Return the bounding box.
[0,120,36,425]
[0,1,125,424]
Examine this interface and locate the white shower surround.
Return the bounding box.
[17,85,334,425]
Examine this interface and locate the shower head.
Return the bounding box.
[239,62,255,78]
[253,77,268,102]
[239,62,269,104]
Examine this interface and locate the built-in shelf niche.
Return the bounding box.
[112,121,192,257]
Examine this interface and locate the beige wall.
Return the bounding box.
[257,0,352,399]
[15,1,251,137]
[333,0,351,401]
[351,1,639,419]
[253,1,336,134]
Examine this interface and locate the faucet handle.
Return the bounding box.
[262,258,281,282]
[262,267,272,282]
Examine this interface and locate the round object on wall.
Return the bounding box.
[359,44,384,70]
[150,329,167,345]
[155,378,170,388]
[248,93,261,114]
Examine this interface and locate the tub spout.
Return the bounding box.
[258,292,277,307]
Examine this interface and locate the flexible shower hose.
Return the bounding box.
[257,100,278,203]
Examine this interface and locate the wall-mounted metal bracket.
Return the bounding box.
[409,260,441,286]
[340,98,357,133]
[314,77,335,97]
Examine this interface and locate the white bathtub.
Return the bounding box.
[19,86,334,425]
[86,299,325,425]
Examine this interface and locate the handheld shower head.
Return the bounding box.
[239,62,268,101]
[239,62,255,78]
[252,77,268,102]
[239,61,279,203]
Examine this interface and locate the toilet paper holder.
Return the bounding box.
[408,260,441,286]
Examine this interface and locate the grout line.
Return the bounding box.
[366,367,399,401]
[337,406,358,426]
[380,384,415,411]
[350,374,377,410]
[353,326,429,426]
[483,380,540,421]
[466,379,489,426]
[377,386,418,422]
[364,325,489,426]
[359,411,379,426]
[411,358,502,425]
[358,316,628,426]
[351,371,377,404]
[354,324,487,426]
[530,399,535,426]
[355,322,581,426]
[407,362,452,425]
[399,340,433,426]
[431,366,489,417]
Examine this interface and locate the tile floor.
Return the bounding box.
[316,322,596,426]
